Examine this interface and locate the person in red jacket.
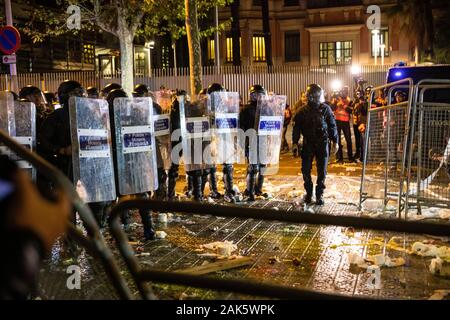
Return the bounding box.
[332,87,355,163]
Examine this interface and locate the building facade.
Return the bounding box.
[213,0,413,67]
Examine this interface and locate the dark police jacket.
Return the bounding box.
[292,102,338,150]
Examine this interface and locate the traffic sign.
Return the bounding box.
[2,55,16,64]
[0,26,21,55]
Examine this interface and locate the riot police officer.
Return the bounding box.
[101,83,122,98]
[133,83,169,200]
[167,90,186,200]
[240,85,269,201]
[292,84,339,205]
[87,86,100,99]
[40,80,86,179]
[107,88,156,240]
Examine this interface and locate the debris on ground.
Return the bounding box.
[428,290,450,300]
[292,258,301,266]
[429,257,450,277]
[175,256,253,275]
[268,256,281,264]
[199,241,238,258]
[411,242,450,260]
[182,225,196,236]
[158,213,168,223]
[347,252,405,269]
[408,208,450,221]
[155,231,167,239]
[287,190,303,198]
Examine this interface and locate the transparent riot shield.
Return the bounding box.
[69,97,117,203]
[13,100,36,180]
[209,91,243,165]
[254,95,286,174]
[153,91,172,170]
[179,96,212,172]
[113,97,158,195]
[0,91,16,158]
[0,91,15,135]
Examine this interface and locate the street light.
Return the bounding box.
[372,29,380,66]
[145,41,155,77]
[351,64,361,75]
[331,79,343,92]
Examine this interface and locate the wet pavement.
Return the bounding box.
[36,152,450,300]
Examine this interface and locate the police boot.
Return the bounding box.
[185,174,194,198]
[255,173,269,199]
[201,170,209,198]
[121,210,132,232]
[140,210,155,241]
[303,193,313,204]
[168,165,179,200]
[243,173,256,202]
[192,173,203,202]
[208,167,222,199]
[156,168,168,200]
[315,191,325,206]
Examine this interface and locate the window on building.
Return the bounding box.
[284,31,301,62]
[134,51,146,75]
[161,45,170,69]
[225,36,242,63]
[371,28,389,57]
[207,38,215,64]
[284,0,299,6]
[83,43,95,65]
[319,41,352,66]
[252,35,266,62]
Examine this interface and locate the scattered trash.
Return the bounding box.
[303,205,315,214]
[268,256,281,264]
[207,197,215,203]
[155,231,167,239]
[347,252,368,269]
[273,207,279,211]
[428,290,449,300]
[412,242,450,260]
[344,227,355,238]
[182,226,196,236]
[158,213,168,223]
[429,257,450,277]
[200,241,238,258]
[287,190,303,198]
[136,252,150,257]
[292,258,301,266]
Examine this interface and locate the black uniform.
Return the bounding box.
[167,95,183,200]
[292,85,338,203]
[239,98,267,199]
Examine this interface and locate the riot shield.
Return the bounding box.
[69,97,117,203]
[113,97,158,195]
[209,91,243,165]
[254,95,286,173]
[179,96,213,172]
[0,91,15,158]
[0,91,15,135]
[153,91,172,170]
[13,100,36,179]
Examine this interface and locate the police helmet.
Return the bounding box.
[134,84,149,96]
[86,87,99,99]
[207,83,225,94]
[106,89,127,107]
[306,84,324,104]
[101,83,122,97]
[57,80,84,107]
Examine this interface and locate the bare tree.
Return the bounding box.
[185,0,203,97]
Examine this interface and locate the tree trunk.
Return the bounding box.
[261,0,273,67]
[230,0,241,67]
[185,0,203,98]
[422,0,435,61]
[172,39,178,76]
[119,32,135,95]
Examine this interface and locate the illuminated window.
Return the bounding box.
[225,36,242,63]
[252,35,266,62]
[371,28,389,57]
[161,45,170,69]
[207,38,215,64]
[135,51,146,74]
[83,43,95,65]
[319,41,352,66]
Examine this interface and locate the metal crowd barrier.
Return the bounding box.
[0,129,133,299]
[405,81,450,215]
[360,78,415,216]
